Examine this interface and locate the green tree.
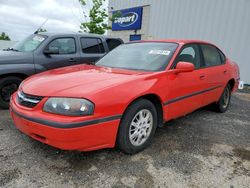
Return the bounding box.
[79,0,109,34]
[0,32,10,41]
[79,0,120,34]
[37,28,47,33]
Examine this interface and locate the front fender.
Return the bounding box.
[0,63,36,76]
[89,73,166,117]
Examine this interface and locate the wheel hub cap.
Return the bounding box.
[129,109,153,146]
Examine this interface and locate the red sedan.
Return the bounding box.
[10,40,240,154]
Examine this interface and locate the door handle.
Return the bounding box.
[200,74,206,80]
[68,58,76,62]
[223,70,228,74]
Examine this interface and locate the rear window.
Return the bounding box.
[81,38,105,54]
[201,44,222,66]
[219,50,226,64]
[106,38,122,51]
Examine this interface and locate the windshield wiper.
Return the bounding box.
[3,48,20,52]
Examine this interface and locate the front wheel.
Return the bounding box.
[0,76,22,109]
[213,84,231,113]
[117,99,157,154]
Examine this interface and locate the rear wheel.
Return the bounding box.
[0,76,22,109]
[213,84,231,113]
[117,99,157,154]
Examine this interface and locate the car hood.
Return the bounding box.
[21,64,151,97]
[0,50,33,64]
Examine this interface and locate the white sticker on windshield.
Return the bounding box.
[149,50,171,56]
[33,36,45,42]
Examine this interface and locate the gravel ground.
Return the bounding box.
[0,93,249,188]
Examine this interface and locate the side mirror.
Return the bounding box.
[44,47,59,55]
[174,61,194,73]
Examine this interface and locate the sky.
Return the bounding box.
[0,0,109,41]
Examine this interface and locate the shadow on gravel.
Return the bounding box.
[233,148,250,161]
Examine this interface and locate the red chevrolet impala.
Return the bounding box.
[10,40,240,154]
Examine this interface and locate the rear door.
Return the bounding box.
[35,37,80,71]
[199,44,228,105]
[165,44,209,120]
[79,37,106,64]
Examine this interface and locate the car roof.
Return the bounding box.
[138,39,212,45]
[132,39,224,55]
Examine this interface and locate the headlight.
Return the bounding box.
[43,98,94,116]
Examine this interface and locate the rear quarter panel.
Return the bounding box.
[228,59,240,92]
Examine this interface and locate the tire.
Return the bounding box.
[117,99,158,154]
[213,84,231,113]
[0,76,22,109]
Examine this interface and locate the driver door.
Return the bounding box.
[34,37,80,72]
[165,44,209,120]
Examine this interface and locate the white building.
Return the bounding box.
[108,0,250,84]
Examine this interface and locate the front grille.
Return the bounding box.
[17,91,44,108]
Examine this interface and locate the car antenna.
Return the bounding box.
[34,18,49,34]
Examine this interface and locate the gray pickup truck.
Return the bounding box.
[0,33,123,108]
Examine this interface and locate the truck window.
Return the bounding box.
[81,38,105,54]
[106,39,122,51]
[46,38,76,54]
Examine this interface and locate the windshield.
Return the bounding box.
[96,42,178,71]
[12,34,47,52]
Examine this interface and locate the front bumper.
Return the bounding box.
[10,94,121,151]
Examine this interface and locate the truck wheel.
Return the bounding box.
[0,76,22,109]
[213,84,231,113]
[117,99,157,154]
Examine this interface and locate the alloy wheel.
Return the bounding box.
[129,109,153,146]
[222,86,230,109]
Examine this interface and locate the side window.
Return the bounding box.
[175,44,201,69]
[81,38,105,54]
[106,39,122,51]
[46,38,76,54]
[219,50,226,64]
[201,44,222,66]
